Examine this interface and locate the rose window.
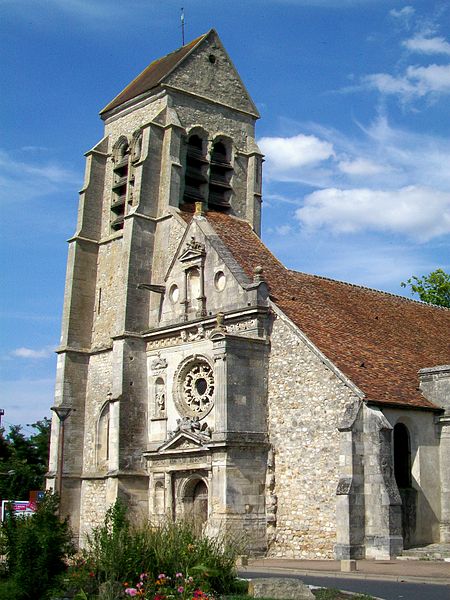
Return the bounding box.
[174,358,215,417]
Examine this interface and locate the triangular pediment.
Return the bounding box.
[179,248,205,263]
[157,431,210,454]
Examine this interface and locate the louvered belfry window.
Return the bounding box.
[182,135,233,210]
[208,140,232,209]
[183,134,208,205]
[111,140,130,231]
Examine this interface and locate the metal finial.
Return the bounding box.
[181,8,185,46]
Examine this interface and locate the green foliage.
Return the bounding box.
[0,418,51,501]
[401,268,450,308]
[67,500,241,599]
[2,492,74,599]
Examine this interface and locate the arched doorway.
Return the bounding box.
[393,423,416,548]
[192,480,208,526]
[182,477,208,532]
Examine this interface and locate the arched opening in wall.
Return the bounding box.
[183,134,208,206]
[393,422,416,548]
[208,139,232,210]
[97,403,110,470]
[183,477,208,532]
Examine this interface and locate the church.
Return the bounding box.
[47,30,450,560]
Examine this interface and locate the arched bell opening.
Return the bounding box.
[208,138,233,210]
[183,134,208,206]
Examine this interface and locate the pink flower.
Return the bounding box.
[178,586,184,593]
[125,588,138,597]
[158,574,166,579]
[140,573,147,580]
[176,573,183,578]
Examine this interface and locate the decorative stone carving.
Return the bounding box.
[151,355,168,371]
[226,318,258,333]
[180,325,208,342]
[169,415,212,439]
[156,391,166,413]
[173,356,215,417]
[186,236,205,253]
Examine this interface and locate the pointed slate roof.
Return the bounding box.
[191,210,450,411]
[101,33,207,115]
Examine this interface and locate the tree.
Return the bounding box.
[0,418,51,501]
[401,268,450,308]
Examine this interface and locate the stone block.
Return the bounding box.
[248,578,314,600]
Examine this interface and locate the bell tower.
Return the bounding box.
[48,30,265,545]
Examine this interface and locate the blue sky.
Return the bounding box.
[1,0,449,428]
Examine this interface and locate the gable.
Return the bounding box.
[164,30,259,117]
[158,215,265,326]
[199,210,450,411]
[100,30,259,118]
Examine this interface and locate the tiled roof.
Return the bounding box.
[202,211,450,411]
[100,33,207,115]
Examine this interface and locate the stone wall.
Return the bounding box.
[79,479,107,543]
[83,351,113,472]
[267,308,359,558]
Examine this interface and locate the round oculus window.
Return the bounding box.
[174,357,215,417]
[214,271,226,292]
[169,284,179,303]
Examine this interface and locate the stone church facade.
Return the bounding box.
[48,30,450,560]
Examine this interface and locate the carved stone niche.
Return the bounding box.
[154,377,166,418]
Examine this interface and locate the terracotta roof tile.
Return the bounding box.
[201,211,450,411]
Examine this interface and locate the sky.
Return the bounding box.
[1,0,449,429]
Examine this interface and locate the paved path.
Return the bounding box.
[239,557,450,585]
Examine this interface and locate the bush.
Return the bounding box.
[72,501,241,598]
[2,492,74,599]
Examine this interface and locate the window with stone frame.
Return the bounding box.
[97,403,110,470]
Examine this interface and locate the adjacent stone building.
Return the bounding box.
[48,30,450,560]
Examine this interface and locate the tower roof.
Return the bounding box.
[100,29,259,118]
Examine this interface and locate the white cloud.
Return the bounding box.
[295,185,450,241]
[0,148,80,204]
[403,35,450,56]
[364,63,450,103]
[338,157,386,176]
[389,6,415,20]
[259,134,334,173]
[11,346,54,359]
[405,63,450,94]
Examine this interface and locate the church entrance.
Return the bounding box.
[192,480,208,526]
[180,476,208,532]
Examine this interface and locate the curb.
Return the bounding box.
[239,566,450,586]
